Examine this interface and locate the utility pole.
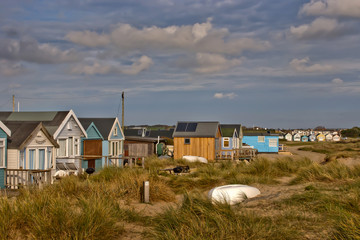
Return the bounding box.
[12,95,15,112]
[122,91,124,132]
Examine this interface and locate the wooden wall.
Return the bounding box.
[124,142,154,157]
[174,137,217,161]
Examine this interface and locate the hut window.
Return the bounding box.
[114,127,118,136]
[110,141,120,156]
[258,136,265,142]
[58,139,67,157]
[269,139,277,147]
[74,138,80,156]
[223,138,230,148]
[184,138,190,145]
[68,137,74,156]
[0,139,5,168]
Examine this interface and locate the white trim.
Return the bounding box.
[53,110,88,139]
[108,117,125,140]
[26,148,50,170]
[0,121,11,137]
[109,140,123,156]
[0,138,5,168]
[57,137,81,157]
[222,137,230,148]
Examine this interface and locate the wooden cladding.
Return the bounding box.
[173,137,219,161]
[83,139,102,159]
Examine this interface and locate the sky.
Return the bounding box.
[0,0,360,129]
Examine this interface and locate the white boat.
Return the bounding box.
[182,155,208,163]
[208,184,260,205]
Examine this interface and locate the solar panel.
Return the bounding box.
[176,122,187,132]
[186,123,197,132]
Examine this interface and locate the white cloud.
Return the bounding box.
[0,38,80,64]
[290,57,334,73]
[214,92,237,99]
[71,55,153,75]
[332,78,343,84]
[194,53,242,73]
[290,17,343,40]
[0,60,26,76]
[300,0,360,18]
[66,19,270,55]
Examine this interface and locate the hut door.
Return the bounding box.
[88,159,95,168]
[83,139,102,169]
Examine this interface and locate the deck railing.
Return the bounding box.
[106,156,145,168]
[215,148,257,161]
[6,169,52,189]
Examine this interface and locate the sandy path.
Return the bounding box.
[286,145,326,163]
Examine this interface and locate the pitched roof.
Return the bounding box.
[172,121,220,138]
[220,124,241,137]
[0,111,69,136]
[0,111,87,138]
[5,122,59,149]
[79,118,116,138]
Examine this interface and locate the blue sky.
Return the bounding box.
[1,0,359,129]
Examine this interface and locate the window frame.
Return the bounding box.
[258,136,265,143]
[222,137,230,148]
[184,138,191,145]
[109,140,122,156]
[269,138,277,147]
[57,137,81,158]
[57,138,67,157]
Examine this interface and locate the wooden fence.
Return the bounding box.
[215,148,257,161]
[106,156,146,169]
[6,169,52,189]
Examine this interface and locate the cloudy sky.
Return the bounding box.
[1,0,359,129]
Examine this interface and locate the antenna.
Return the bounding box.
[12,95,15,112]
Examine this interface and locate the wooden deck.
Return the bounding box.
[215,148,257,161]
[6,169,52,189]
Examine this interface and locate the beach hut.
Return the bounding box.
[220,124,242,150]
[317,133,325,142]
[284,133,292,141]
[79,118,124,170]
[173,122,221,161]
[242,132,279,153]
[0,111,87,170]
[293,133,301,142]
[4,122,59,171]
[333,134,341,142]
[325,133,333,141]
[301,135,309,142]
[308,133,316,142]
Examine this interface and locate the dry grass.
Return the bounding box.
[2,146,360,239]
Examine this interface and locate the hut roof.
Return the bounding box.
[172,121,220,138]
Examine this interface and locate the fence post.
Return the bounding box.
[143,181,150,203]
[142,157,145,169]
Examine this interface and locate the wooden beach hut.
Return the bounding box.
[173,121,221,161]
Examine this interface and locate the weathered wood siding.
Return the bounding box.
[7,149,19,169]
[57,117,85,139]
[174,137,217,161]
[126,143,153,157]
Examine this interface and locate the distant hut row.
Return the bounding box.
[283,133,341,142]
